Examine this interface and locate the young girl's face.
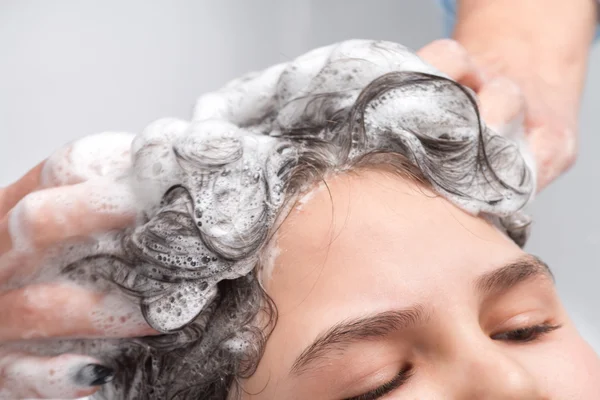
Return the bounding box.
[241,170,600,399]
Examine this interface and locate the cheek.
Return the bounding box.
[529,329,600,398]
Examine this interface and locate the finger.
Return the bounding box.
[0,178,136,255]
[0,352,113,399]
[0,282,157,342]
[417,39,486,91]
[527,124,577,191]
[476,77,539,193]
[0,132,134,223]
[477,77,526,137]
[41,132,134,188]
[0,163,45,219]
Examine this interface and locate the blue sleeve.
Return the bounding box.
[438,0,457,38]
[437,0,600,42]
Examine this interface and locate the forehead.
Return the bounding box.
[263,170,524,313]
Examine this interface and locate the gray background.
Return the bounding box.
[1,0,598,350]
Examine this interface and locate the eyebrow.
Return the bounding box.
[474,255,554,296]
[290,306,429,375]
[289,255,553,376]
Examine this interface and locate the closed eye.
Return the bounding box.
[343,365,413,400]
[491,323,562,343]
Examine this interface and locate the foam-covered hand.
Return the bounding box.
[418,39,535,173]
[0,133,156,399]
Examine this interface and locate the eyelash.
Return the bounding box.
[344,365,413,400]
[344,323,561,400]
[491,322,562,343]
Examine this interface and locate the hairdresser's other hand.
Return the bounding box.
[450,0,597,191]
[418,39,537,177]
[0,133,157,399]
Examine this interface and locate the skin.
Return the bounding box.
[242,170,600,399]
[454,0,597,190]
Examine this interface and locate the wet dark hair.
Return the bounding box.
[63,40,534,399]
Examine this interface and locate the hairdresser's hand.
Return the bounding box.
[448,0,597,191]
[418,33,592,191]
[418,40,529,139]
[0,133,157,399]
[451,42,580,192]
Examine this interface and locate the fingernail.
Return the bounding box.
[74,363,115,386]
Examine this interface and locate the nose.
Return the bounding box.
[446,334,548,399]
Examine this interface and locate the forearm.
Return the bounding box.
[454,0,596,114]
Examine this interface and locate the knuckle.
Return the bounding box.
[19,289,42,319]
[431,39,469,59]
[541,127,578,174]
[42,145,74,187]
[14,192,46,236]
[562,146,578,170]
[488,77,522,97]
[556,128,578,169]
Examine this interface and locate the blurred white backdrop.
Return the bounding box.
[1,0,598,350]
